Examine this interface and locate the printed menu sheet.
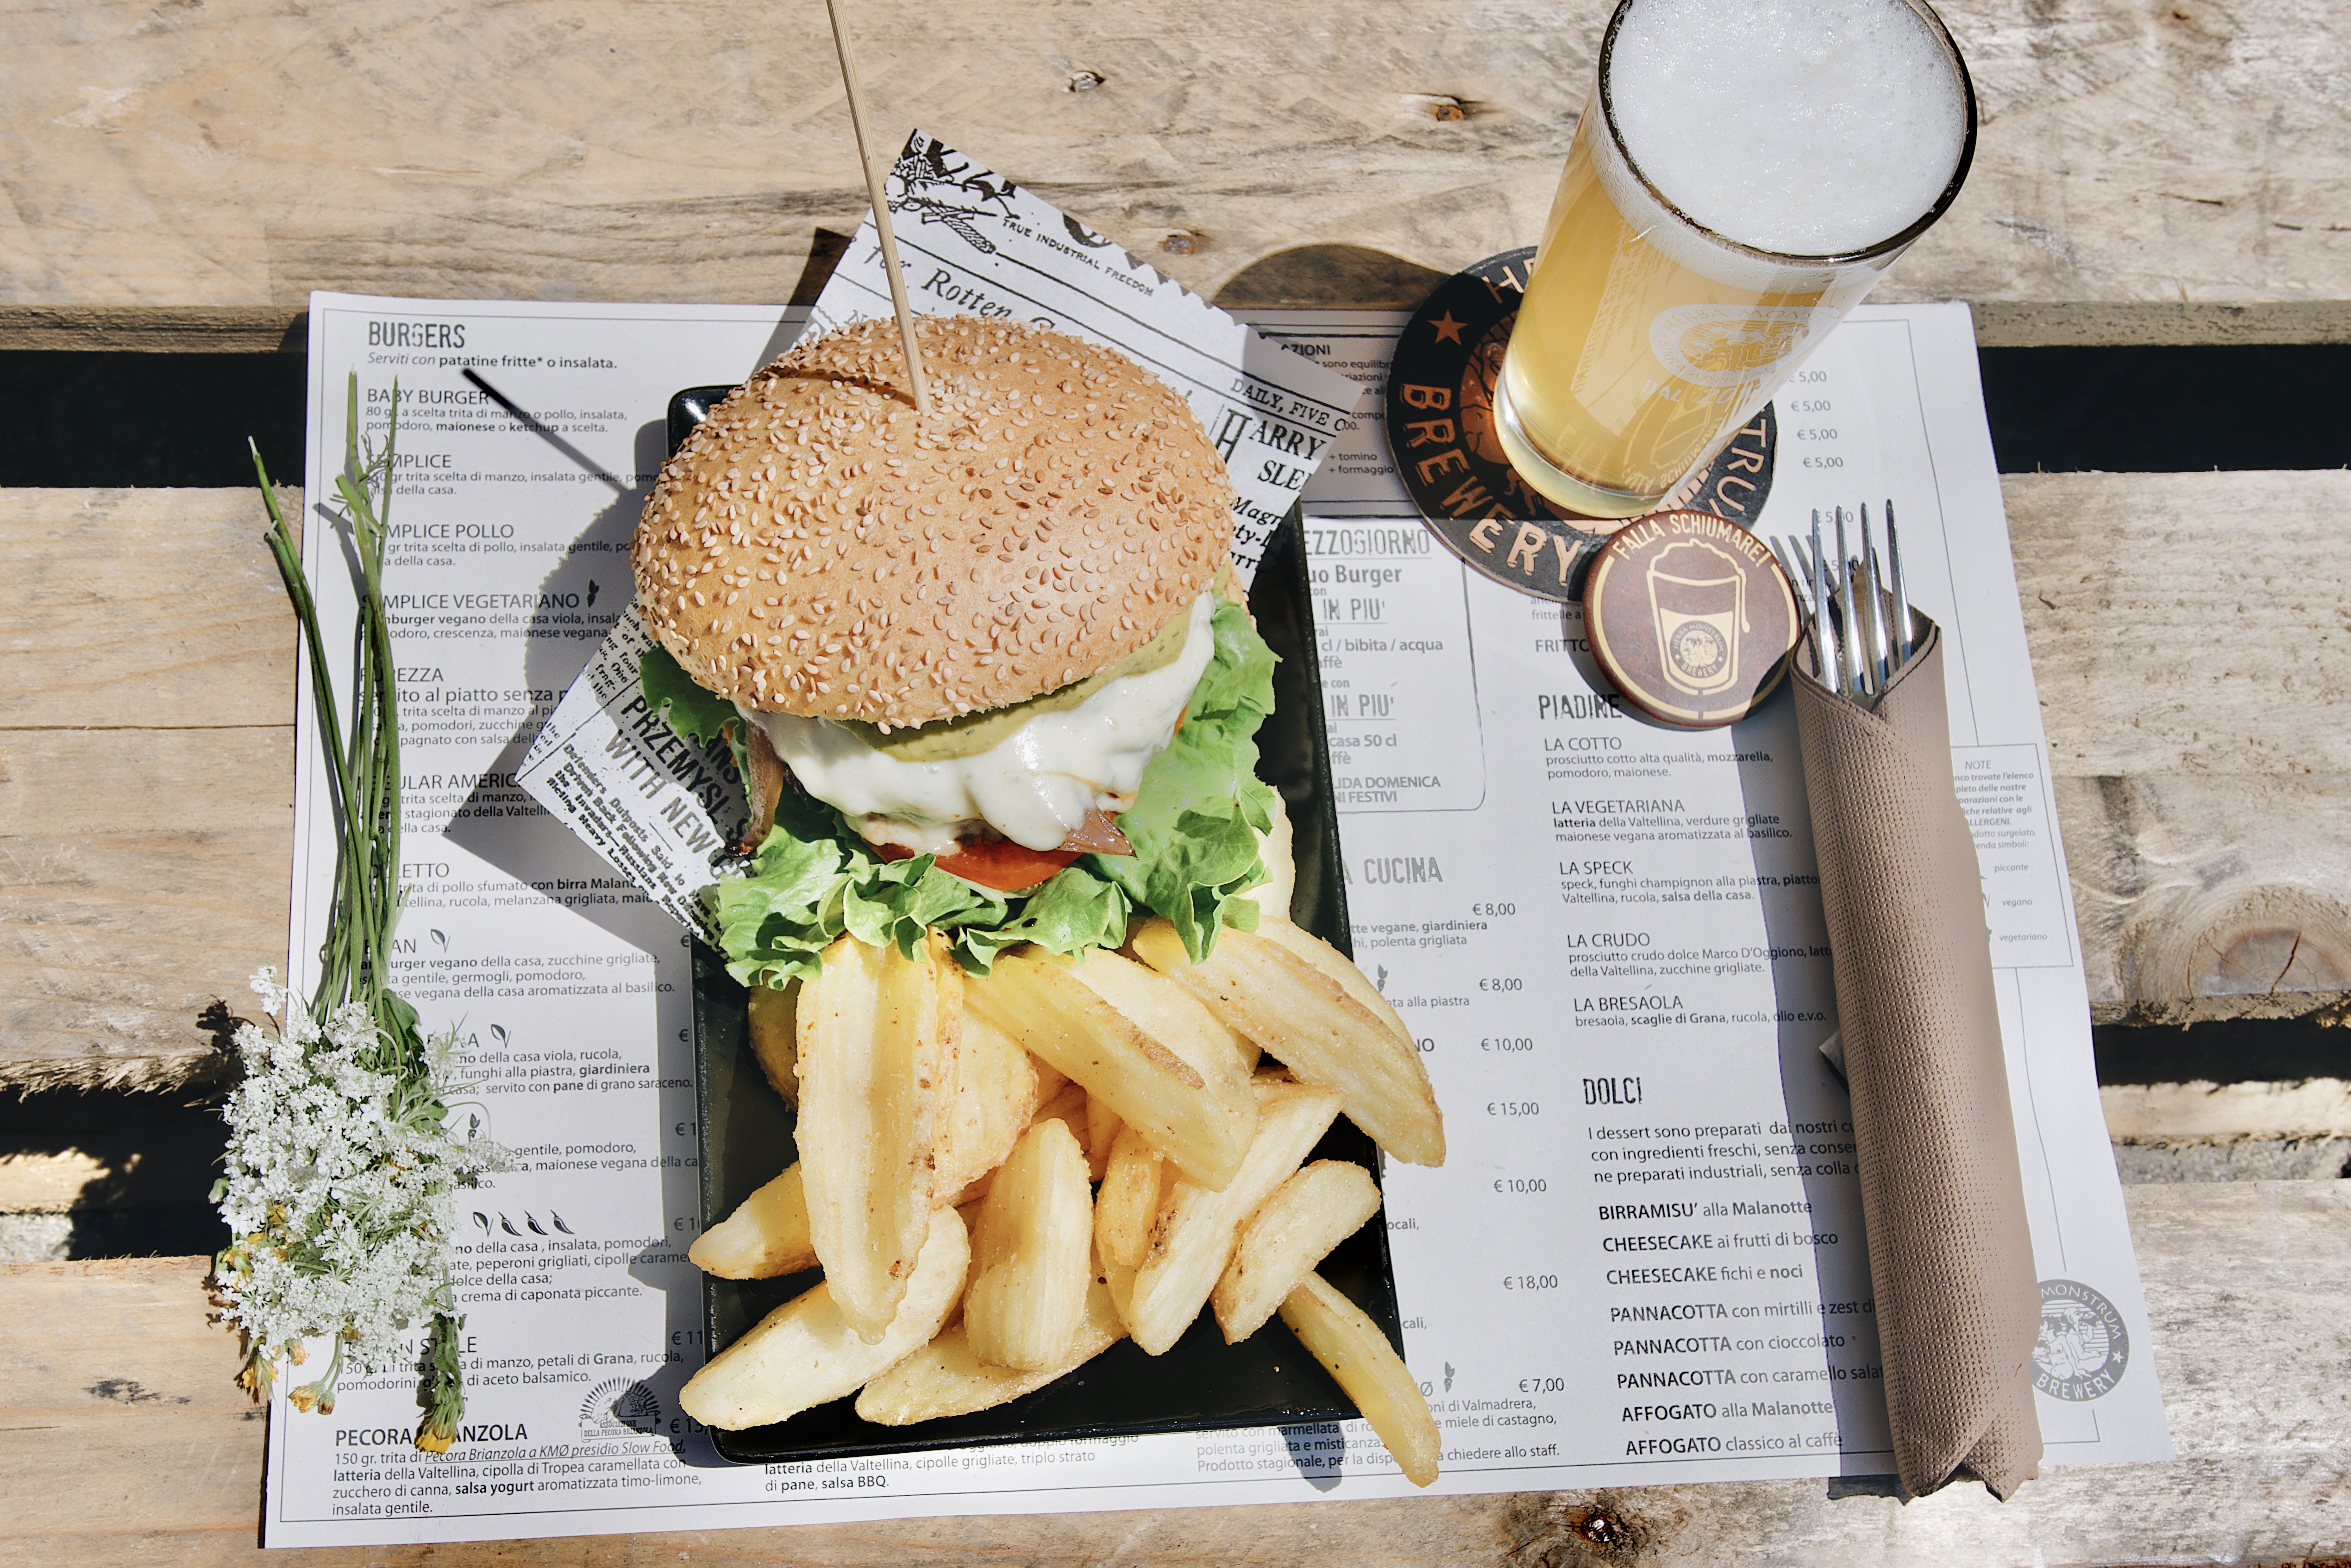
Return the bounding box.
[1250,304,2169,1479]
[270,281,2165,1542]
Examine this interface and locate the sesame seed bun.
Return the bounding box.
[631,316,1236,729]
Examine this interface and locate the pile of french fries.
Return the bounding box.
[680,808,1448,1487]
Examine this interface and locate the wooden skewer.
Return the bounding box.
[822,0,930,417]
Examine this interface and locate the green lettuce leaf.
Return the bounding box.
[715,789,1000,987]
[1083,596,1280,961]
[641,642,754,787]
[640,644,741,746]
[704,593,1279,987]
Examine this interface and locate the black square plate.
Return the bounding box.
[671,386,1403,1465]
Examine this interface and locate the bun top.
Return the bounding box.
[632,316,1236,729]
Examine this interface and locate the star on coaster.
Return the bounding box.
[1429,311,1466,345]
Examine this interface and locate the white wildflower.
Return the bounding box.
[210,969,505,1411]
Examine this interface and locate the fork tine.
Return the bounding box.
[1836,507,1866,694]
[1864,529,1891,689]
[1862,503,1892,686]
[1810,509,1841,695]
[1885,497,1911,662]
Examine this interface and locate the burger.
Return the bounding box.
[630,315,1282,985]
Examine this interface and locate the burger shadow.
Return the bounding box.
[439,321,813,940]
[439,414,680,953]
[1729,698,1897,1483]
[416,411,710,1434]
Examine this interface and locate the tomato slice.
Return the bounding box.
[873,836,1082,893]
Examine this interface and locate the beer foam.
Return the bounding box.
[1606,0,1968,256]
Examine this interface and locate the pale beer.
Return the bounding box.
[1496,0,1975,518]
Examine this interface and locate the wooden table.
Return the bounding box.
[4,2,2348,1562]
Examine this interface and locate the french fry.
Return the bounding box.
[797,931,959,1342]
[1066,946,1258,1109]
[1130,918,1445,1168]
[1024,1079,1098,1200]
[1084,1092,1122,1183]
[962,1118,1094,1371]
[1034,1056,1070,1102]
[950,1171,995,1209]
[678,1206,970,1430]
[746,980,800,1107]
[1092,1123,1169,1271]
[1113,1079,1343,1355]
[1212,1159,1381,1342]
[1278,1269,1441,1487]
[969,949,1257,1192]
[1254,918,1416,1048]
[689,1162,816,1279]
[931,1005,1052,1204]
[856,1257,1126,1424]
[1030,1078,1090,1148]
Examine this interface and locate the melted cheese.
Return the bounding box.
[739,592,1218,853]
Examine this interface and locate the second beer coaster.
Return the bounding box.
[1583,511,1799,728]
[1386,248,1777,605]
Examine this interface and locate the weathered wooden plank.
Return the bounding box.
[0,305,308,354]
[4,472,2346,1086]
[2057,772,2351,1025]
[16,298,2351,355]
[0,0,2344,316]
[2103,1079,2351,1142]
[2006,470,2351,1024]
[1,1256,266,1549]
[0,726,290,1091]
[2011,470,2351,778]
[1966,300,2351,349]
[4,1182,2343,1566]
[0,488,295,732]
[0,487,295,1089]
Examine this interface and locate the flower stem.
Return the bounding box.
[253,377,413,1055]
[238,379,476,1437]
[417,1311,466,1452]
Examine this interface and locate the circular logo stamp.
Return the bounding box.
[1385,247,1777,605]
[579,1376,664,1441]
[2032,1279,2131,1402]
[1582,511,1798,728]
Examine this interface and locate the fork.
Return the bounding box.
[1773,501,1912,698]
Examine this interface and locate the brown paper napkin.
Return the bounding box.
[1792,617,2043,1499]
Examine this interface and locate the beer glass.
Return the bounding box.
[1494,0,1978,519]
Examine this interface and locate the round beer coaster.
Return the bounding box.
[1582,511,1799,728]
[1385,248,1777,605]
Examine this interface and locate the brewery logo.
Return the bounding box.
[1583,511,1797,728]
[2032,1279,2130,1402]
[1649,303,1841,390]
[579,1376,664,1442]
[1386,248,1777,605]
